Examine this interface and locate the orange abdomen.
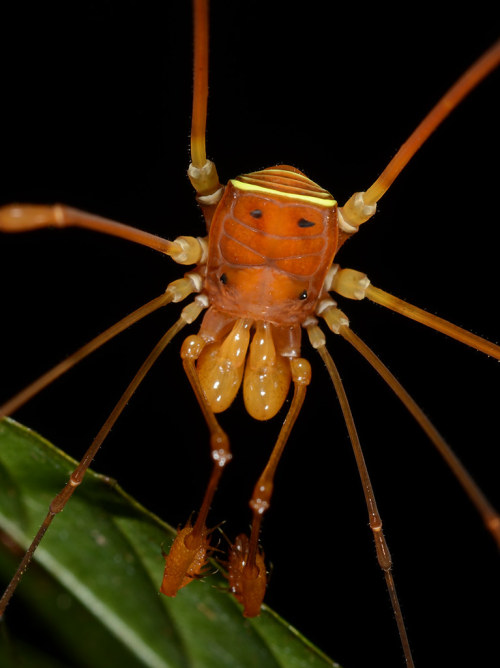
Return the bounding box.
[204,166,339,326]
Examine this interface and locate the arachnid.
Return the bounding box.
[0,4,499,667]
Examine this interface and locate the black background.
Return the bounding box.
[0,3,499,668]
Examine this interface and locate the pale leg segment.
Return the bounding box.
[328,264,500,360]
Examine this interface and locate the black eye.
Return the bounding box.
[299,290,308,300]
[298,218,315,228]
[250,209,262,218]
[220,273,228,284]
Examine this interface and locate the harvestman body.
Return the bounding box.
[0,2,499,666]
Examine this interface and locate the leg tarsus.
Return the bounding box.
[226,534,267,618]
[160,521,211,596]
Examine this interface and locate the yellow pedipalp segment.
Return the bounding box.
[196,319,252,413]
[243,322,292,421]
[230,179,336,207]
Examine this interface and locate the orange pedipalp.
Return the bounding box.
[226,534,267,618]
[160,522,211,596]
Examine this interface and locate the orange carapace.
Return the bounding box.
[196,165,339,420]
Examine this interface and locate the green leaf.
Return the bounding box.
[0,418,340,668]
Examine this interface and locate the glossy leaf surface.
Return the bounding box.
[0,419,339,668]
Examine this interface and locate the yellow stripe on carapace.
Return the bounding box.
[230,179,337,207]
[257,168,323,185]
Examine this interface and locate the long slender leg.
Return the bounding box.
[307,323,414,668]
[327,264,500,359]
[340,39,500,228]
[0,294,168,418]
[0,299,205,617]
[320,300,500,546]
[365,283,500,359]
[0,274,201,418]
[190,0,209,171]
[0,203,206,264]
[188,0,222,201]
[229,357,311,617]
[343,324,500,546]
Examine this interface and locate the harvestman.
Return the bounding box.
[0,3,499,666]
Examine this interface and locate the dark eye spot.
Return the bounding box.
[250,209,262,218]
[299,290,308,300]
[220,273,228,284]
[298,218,315,228]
